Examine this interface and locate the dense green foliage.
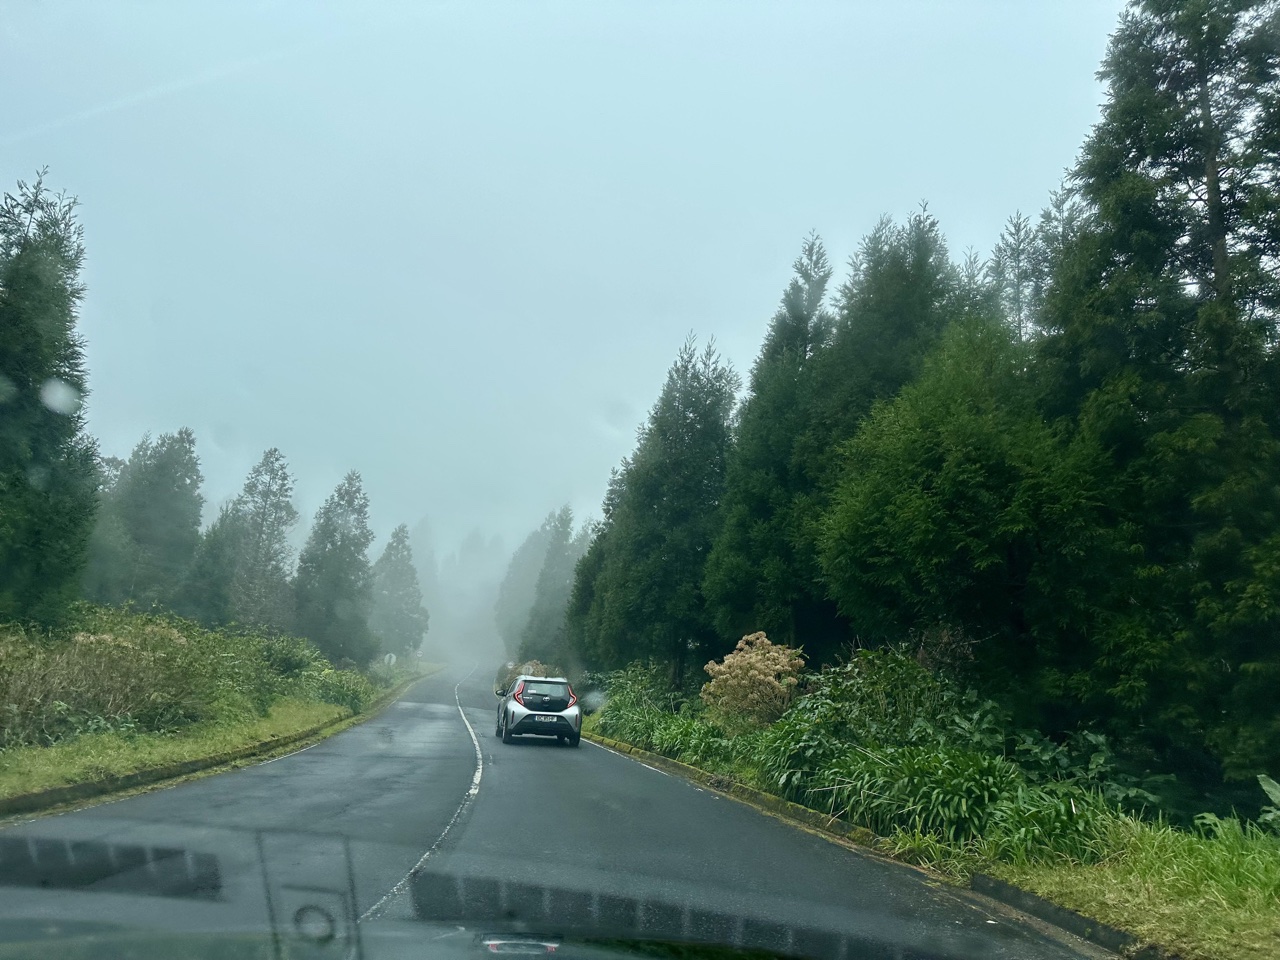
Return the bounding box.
[0,604,380,752]
[370,523,430,656]
[701,237,835,657]
[594,647,1280,855]
[519,509,593,664]
[567,338,740,683]
[179,447,299,631]
[0,175,98,625]
[494,516,557,655]
[83,429,205,609]
[493,506,594,664]
[564,0,1280,803]
[0,169,427,669]
[294,471,378,667]
[592,645,1280,960]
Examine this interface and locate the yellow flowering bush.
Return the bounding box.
[700,632,804,730]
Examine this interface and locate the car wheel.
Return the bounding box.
[568,734,581,748]
[501,711,514,743]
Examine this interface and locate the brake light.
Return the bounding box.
[566,685,577,708]
[512,680,525,706]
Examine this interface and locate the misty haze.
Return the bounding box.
[4,4,1280,960]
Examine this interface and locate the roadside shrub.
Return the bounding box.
[810,744,1023,843]
[0,604,370,751]
[365,661,399,689]
[986,785,1116,863]
[649,712,702,757]
[759,708,854,798]
[594,661,686,748]
[701,632,804,731]
[308,668,376,714]
[262,634,323,678]
[755,647,1005,797]
[0,610,218,747]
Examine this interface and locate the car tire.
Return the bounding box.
[501,711,514,743]
[568,734,581,748]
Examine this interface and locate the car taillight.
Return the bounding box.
[566,685,577,708]
[512,680,525,706]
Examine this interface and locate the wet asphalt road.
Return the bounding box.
[0,664,1111,959]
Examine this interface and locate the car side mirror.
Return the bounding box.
[494,686,504,697]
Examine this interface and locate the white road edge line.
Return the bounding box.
[258,741,320,765]
[584,737,670,777]
[358,664,482,923]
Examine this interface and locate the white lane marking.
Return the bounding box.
[583,738,670,776]
[358,664,481,923]
[258,741,320,764]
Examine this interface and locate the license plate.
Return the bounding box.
[534,715,558,723]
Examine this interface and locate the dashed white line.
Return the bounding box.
[358,664,482,923]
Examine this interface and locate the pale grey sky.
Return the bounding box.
[1,1,1124,557]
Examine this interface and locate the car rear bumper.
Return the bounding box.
[510,714,578,737]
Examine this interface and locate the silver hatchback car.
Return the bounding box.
[494,675,582,747]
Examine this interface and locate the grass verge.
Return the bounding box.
[0,697,346,800]
[985,817,1280,960]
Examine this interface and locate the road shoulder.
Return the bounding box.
[582,730,1148,960]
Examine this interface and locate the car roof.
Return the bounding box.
[515,674,568,683]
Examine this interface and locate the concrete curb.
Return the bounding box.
[584,731,880,847]
[0,668,438,819]
[583,730,1169,960]
[968,874,1162,958]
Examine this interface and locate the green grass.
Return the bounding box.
[0,697,346,801]
[987,815,1280,960]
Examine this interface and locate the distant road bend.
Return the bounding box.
[0,665,1112,959]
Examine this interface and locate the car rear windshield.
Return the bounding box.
[522,681,568,698]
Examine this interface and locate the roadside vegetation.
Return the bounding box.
[478,5,1280,956]
[1,162,433,800]
[0,604,422,802]
[587,638,1280,960]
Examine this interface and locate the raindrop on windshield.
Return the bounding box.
[39,377,81,415]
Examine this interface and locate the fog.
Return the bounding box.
[1,1,1122,651]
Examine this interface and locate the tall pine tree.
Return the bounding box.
[519,507,592,665]
[702,235,838,659]
[294,471,377,666]
[0,173,98,624]
[85,428,204,609]
[494,515,557,657]
[567,337,739,682]
[370,523,429,656]
[228,448,298,630]
[1038,0,1280,778]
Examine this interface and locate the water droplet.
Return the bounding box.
[39,377,81,415]
[26,464,50,490]
[0,373,16,404]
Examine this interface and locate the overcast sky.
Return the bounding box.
[2,0,1124,559]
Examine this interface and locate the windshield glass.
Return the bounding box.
[523,682,568,698]
[3,4,1279,960]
